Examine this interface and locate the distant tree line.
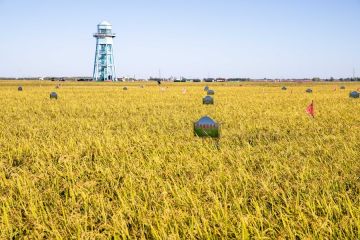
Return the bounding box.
[312,77,360,82]
[1,77,359,82]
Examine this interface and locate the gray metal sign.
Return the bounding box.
[50,92,58,99]
[207,89,215,95]
[194,116,220,138]
[349,91,359,98]
[203,96,214,105]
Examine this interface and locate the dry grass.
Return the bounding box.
[0,80,359,239]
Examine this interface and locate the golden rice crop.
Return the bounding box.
[0,81,359,239]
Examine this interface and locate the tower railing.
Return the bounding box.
[93,33,116,38]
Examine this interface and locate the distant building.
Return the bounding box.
[215,78,226,82]
[203,78,215,82]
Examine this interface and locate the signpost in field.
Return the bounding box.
[203,96,214,105]
[207,89,215,95]
[50,92,58,99]
[194,116,220,138]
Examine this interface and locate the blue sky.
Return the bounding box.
[0,0,359,79]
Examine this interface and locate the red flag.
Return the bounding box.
[306,101,315,117]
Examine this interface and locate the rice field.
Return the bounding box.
[0,80,359,239]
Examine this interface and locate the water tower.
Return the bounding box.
[93,21,116,81]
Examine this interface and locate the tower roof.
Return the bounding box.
[98,20,111,26]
